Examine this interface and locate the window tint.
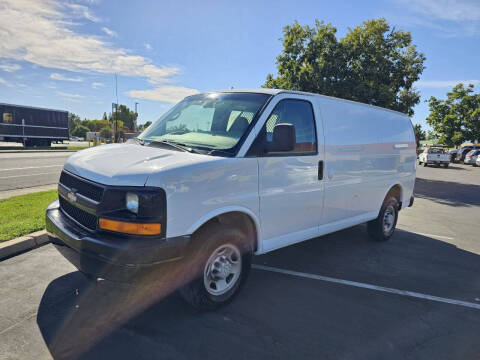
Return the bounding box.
[262,99,317,154]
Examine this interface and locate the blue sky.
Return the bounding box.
[0,0,479,129]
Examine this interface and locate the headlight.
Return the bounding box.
[126,192,139,214]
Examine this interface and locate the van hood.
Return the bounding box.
[64,143,215,186]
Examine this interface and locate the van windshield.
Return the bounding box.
[138,93,270,154]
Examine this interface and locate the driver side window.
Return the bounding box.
[249,99,317,156]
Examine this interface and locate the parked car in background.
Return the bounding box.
[46,89,416,310]
[455,146,480,163]
[418,146,450,167]
[464,149,480,165]
[448,149,458,163]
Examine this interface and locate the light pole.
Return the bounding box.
[134,102,138,133]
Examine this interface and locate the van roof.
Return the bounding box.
[207,88,409,117]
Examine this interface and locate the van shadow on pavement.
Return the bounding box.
[414,177,480,207]
[37,227,480,360]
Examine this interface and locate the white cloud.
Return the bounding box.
[397,0,480,35]
[101,26,117,37]
[144,43,152,50]
[50,72,83,82]
[416,80,480,88]
[404,0,480,22]
[0,0,197,102]
[0,63,21,72]
[92,81,104,88]
[64,3,100,22]
[57,91,84,99]
[0,76,10,86]
[127,85,199,103]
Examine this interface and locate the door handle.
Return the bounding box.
[318,160,324,180]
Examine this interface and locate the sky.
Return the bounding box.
[0,0,479,129]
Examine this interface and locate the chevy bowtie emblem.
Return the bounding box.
[67,189,78,203]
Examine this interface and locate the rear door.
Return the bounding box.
[248,96,324,252]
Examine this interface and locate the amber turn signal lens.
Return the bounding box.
[99,218,161,235]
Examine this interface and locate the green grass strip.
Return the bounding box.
[0,190,58,242]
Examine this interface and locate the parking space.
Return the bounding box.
[1,163,480,359]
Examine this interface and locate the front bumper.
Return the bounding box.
[46,200,190,282]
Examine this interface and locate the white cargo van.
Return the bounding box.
[46,89,416,310]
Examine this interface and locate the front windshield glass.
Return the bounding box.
[139,93,270,153]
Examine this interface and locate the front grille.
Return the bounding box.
[59,171,104,202]
[59,197,97,231]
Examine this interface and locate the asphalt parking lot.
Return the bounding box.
[1,163,480,359]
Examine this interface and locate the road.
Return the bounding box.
[1,164,480,359]
[0,152,71,192]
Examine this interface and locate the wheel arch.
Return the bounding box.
[380,183,403,212]
[186,207,261,253]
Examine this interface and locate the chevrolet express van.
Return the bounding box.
[46,89,416,310]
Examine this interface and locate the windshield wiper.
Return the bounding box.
[148,140,200,153]
[133,137,145,145]
[207,149,234,157]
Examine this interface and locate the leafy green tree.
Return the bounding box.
[413,124,426,147]
[426,83,480,147]
[71,125,89,138]
[116,105,136,131]
[68,113,81,134]
[264,18,426,116]
[99,126,112,139]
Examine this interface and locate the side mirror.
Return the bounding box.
[269,123,295,152]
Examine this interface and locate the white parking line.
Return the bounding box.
[252,264,480,310]
[398,229,454,240]
[0,165,63,172]
[0,171,60,179]
[415,232,454,240]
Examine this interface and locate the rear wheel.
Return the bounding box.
[179,222,252,311]
[443,163,449,168]
[367,196,399,241]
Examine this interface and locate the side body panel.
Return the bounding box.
[319,97,416,227]
[145,157,260,246]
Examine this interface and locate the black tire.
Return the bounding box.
[443,163,449,168]
[179,222,253,311]
[422,161,427,167]
[367,196,399,241]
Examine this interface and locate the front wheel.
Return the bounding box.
[422,162,428,167]
[443,163,449,168]
[180,223,252,311]
[367,196,399,241]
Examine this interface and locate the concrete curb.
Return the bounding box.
[0,149,78,153]
[0,230,50,260]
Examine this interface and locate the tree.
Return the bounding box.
[413,124,426,147]
[115,105,136,131]
[71,125,89,138]
[264,18,426,116]
[99,126,112,139]
[426,83,480,147]
[68,113,81,134]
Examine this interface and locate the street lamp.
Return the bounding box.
[134,102,138,133]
